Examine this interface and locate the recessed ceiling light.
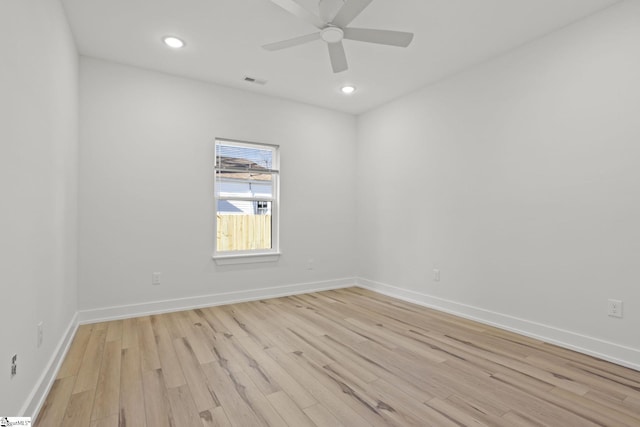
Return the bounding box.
[163,36,185,49]
[341,85,356,95]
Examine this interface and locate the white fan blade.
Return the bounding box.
[318,0,341,23]
[270,0,325,29]
[262,33,321,51]
[343,28,414,47]
[331,0,372,28]
[327,41,348,73]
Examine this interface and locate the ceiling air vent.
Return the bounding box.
[243,76,267,85]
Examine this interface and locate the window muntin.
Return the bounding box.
[214,139,279,256]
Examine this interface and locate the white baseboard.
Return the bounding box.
[23,312,79,420]
[357,277,640,372]
[78,278,356,324]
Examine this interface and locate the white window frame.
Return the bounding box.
[213,138,280,264]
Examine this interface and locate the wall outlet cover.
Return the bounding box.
[607,299,623,318]
[11,354,17,377]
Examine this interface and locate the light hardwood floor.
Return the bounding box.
[35,287,640,426]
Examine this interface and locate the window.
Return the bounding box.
[214,139,279,260]
[255,201,269,215]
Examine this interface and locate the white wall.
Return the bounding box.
[357,1,639,367]
[0,0,79,416]
[78,57,357,312]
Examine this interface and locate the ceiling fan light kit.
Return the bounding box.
[264,0,414,73]
[321,26,344,43]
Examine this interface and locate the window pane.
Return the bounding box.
[216,201,272,252]
[216,200,273,215]
[215,170,273,199]
[216,142,274,170]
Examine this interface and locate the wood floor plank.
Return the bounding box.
[541,354,640,400]
[61,390,95,427]
[316,334,379,383]
[352,339,456,399]
[345,316,448,363]
[37,288,640,427]
[105,320,123,342]
[89,414,118,427]
[266,390,316,427]
[142,368,174,427]
[119,345,147,427]
[199,406,232,427]
[93,322,109,331]
[150,314,187,388]
[198,307,238,337]
[137,316,162,372]
[236,334,317,409]
[502,410,548,426]
[430,395,515,427]
[57,325,93,379]
[215,304,275,350]
[73,327,107,393]
[121,317,139,349]
[284,295,370,348]
[167,384,203,427]
[270,302,328,338]
[303,403,345,427]
[240,301,303,354]
[265,346,372,426]
[200,360,267,427]
[326,365,428,426]
[625,395,640,412]
[223,369,287,427]
[218,332,281,395]
[583,389,640,423]
[175,312,217,365]
[34,376,75,427]
[543,342,640,382]
[164,311,188,339]
[319,334,435,401]
[192,308,228,335]
[483,372,604,426]
[273,326,336,367]
[210,305,250,338]
[278,347,393,426]
[549,386,640,426]
[172,336,221,412]
[90,339,121,420]
[443,394,516,427]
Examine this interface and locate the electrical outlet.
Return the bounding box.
[37,321,44,348]
[152,272,161,285]
[433,269,440,282]
[608,299,623,318]
[306,258,314,270]
[11,354,17,378]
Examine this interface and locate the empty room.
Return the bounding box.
[2,0,639,425]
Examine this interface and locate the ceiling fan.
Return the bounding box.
[263,0,414,73]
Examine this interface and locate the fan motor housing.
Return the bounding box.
[321,26,344,43]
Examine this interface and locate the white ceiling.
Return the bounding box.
[61,0,619,114]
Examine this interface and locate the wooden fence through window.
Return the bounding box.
[217,214,272,251]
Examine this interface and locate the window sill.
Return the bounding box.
[212,252,281,265]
